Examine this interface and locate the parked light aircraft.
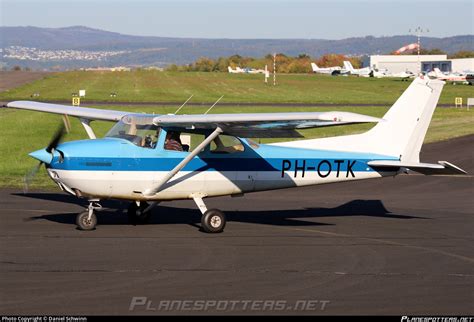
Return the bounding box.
[428,68,471,84]
[228,66,265,74]
[373,69,416,80]
[383,70,416,80]
[310,62,342,75]
[343,61,415,80]
[4,77,466,232]
[343,61,372,77]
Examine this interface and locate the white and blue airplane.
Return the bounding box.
[4,77,466,232]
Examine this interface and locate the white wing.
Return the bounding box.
[6,101,384,138]
[6,101,129,121]
[151,112,383,137]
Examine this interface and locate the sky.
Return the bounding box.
[1,0,472,39]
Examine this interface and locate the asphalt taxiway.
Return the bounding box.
[0,135,473,315]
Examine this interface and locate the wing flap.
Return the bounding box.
[6,101,129,122]
[368,160,467,175]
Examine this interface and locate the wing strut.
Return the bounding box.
[79,118,96,139]
[144,127,223,197]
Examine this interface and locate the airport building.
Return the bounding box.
[362,55,474,74]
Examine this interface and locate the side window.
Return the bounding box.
[163,131,206,153]
[210,135,244,154]
[140,128,160,149]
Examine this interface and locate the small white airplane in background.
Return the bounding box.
[310,62,342,75]
[428,68,470,84]
[228,66,265,74]
[374,70,416,80]
[343,61,415,80]
[228,66,243,74]
[385,70,416,80]
[343,61,372,77]
[3,77,466,233]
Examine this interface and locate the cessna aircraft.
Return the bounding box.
[310,62,342,75]
[428,68,472,84]
[228,66,265,74]
[342,61,372,77]
[4,77,466,233]
[379,70,416,80]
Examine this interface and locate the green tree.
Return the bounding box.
[448,51,474,59]
[166,64,179,72]
[193,57,215,72]
[419,48,446,55]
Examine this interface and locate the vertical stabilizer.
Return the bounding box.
[273,77,445,162]
[343,61,355,72]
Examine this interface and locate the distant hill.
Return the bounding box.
[1,26,473,69]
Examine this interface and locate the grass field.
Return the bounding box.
[0,70,473,188]
[1,70,473,105]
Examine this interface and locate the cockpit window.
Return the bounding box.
[210,135,245,154]
[105,115,160,148]
[245,138,260,149]
[163,130,205,153]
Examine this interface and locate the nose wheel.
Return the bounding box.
[76,211,97,230]
[76,201,101,230]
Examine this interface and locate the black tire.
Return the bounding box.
[128,202,151,225]
[76,211,97,231]
[201,209,226,233]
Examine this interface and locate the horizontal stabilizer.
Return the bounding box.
[368,160,467,175]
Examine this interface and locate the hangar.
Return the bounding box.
[362,55,447,74]
[362,55,474,74]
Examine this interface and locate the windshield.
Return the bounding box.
[106,115,160,148]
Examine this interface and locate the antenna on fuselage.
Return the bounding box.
[204,95,224,115]
[174,94,193,114]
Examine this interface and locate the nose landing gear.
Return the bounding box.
[76,200,101,230]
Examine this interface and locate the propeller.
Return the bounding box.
[23,123,67,193]
[46,124,66,153]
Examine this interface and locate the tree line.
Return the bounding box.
[166,50,473,73]
[7,50,472,72]
[166,53,362,73]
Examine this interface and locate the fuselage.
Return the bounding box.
[42,136,399,201]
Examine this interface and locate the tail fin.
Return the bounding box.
[433,68,444,77]
[343,61,354,72]
[275,77,445,163]
[311,63,319,72]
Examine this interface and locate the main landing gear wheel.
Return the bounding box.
[76,211,97,231]
[128,202,151,225]
[201,209,226,233]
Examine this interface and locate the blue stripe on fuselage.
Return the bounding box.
[51,157,375,172]
[49,138,398,172]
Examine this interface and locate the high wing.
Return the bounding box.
[152,112,383,138]
[5,101,129,121]
[5,101,384,138]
